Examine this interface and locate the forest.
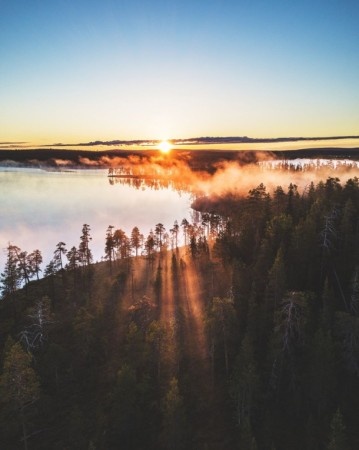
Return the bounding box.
[1,175,359,449]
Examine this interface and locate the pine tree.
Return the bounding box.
[161,377,187,450]
[321,278,336,330]
[239,416,258,450]
[0,243,20,298]
[28,249,42,280]
[145,230,156,262]
[105,225,115,271]
[0,342,40,450]
[349,266,359,316]
[155,223,165,251]
[44,259,56,277]
[17,250,32,286]
[266,247,286,311]
[114,364,138,435]
[53,241,67,270]
[230,334,260,426]
[67,246,80,271]
[113,228,127,259]
[79,224,93,266]
[131,226,142,256]
[272,185,287,216]
[190,235,197,259]
[328,409,347,450]
[170,220,180,248]
[181,218,189,246]
[206,296,237,378]
[306,327,336,417]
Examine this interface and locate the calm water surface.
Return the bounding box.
[0,168,193,271]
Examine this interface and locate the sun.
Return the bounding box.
[158,140,172,154]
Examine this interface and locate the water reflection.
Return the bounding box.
[0,168,193,271]
[108,171,192,193]
[107,160,197,194]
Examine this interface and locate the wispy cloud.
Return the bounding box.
[0,142,28,145]
[0,142,35,150]
[47,135,359,148]
[1,136,358,151]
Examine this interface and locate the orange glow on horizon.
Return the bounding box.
[158,140,172,154]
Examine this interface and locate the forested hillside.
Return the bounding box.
[2,176,359,449]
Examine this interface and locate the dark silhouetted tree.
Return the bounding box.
[16,250,32,286]
[170,220,180,248]
[145,230,156,262]
[28,249,42,280]
[0,244,20,298]
[155,223,165,251]
[53,241,67,271]
[66,246,80,271]
[131,226,142,256]
[113,228,128,259]
[105,225,115,271]
[79,224,93,266]
[181,218,189,246]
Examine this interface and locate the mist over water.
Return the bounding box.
[106,155,359,197]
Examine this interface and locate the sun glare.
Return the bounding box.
[158,140,172,153]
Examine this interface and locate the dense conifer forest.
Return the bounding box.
[2,176,359,449]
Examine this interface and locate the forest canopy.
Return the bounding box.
[1,176,359,449]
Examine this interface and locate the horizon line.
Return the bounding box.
[49,134,359,148]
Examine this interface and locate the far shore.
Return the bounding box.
[1,147,359,172]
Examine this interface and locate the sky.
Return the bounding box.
[1,0,359,146]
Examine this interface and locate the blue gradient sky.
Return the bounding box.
[1,0,358,144]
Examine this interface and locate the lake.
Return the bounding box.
[3,158,359,275]
[0,168,193,271]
